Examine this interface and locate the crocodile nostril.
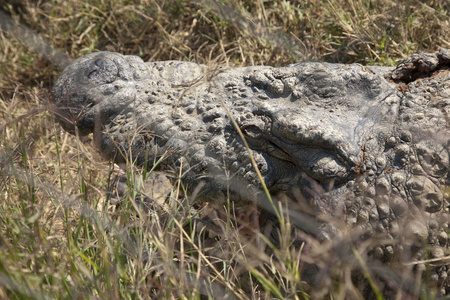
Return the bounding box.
[85,58,116,81]
[95,59,105,67]
[87,69,98,79]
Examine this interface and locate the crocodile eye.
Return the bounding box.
[240,114,271,139]
[242,124,264,138]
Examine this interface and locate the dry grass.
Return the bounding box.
[0,0,449,298]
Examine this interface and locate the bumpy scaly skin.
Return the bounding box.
[53,50,449,294]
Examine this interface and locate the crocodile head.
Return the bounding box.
[53,50,450,294]
[53,52,399,202]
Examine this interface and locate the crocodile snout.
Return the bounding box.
[52,52,124,134]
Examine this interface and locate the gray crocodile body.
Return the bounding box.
[53,50,449,295]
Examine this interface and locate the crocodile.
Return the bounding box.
[52,49,450,296]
